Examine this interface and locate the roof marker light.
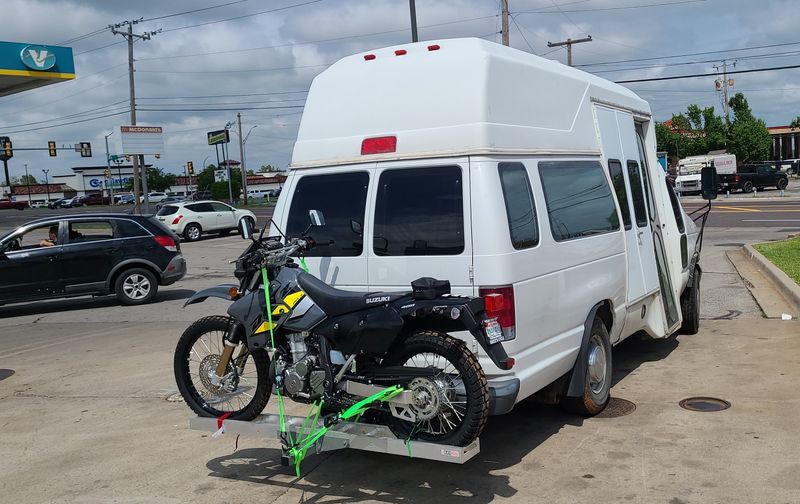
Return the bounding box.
[394,49,407,56]
[361,136,397,155]
[427,44,440,51]
[364,54,376,61]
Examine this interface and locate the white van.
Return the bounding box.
[272,39,702,416]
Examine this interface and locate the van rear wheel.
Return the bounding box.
[679,268,701,334]
[560,317,612,416]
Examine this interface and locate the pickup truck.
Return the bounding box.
[718,163,789,193]
[0,198,28,210]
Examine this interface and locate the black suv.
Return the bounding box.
[0,214,186,306]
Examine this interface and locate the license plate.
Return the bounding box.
[483,318,504,344]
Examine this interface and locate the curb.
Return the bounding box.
[744,243,800,313]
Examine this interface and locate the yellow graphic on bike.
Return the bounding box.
[254,290,305,334]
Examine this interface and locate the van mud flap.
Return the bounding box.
[565,304,602,398]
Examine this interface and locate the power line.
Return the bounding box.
[74,40,125,56]
[614,63,800,84]
[159,0,323,33]
[138,99,307,107]
[591,50,800,74]
[518,0,706,14]
[141,0,254,22]
[1,110,130,135]
[57,27,110,45]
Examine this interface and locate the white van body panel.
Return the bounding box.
[279,38,695,411]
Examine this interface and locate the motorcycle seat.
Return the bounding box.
[297,272,410,316]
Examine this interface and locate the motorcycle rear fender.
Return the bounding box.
[401,297,512,371]
[183,284,238,307]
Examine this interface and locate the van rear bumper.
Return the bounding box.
[488,378,520,415]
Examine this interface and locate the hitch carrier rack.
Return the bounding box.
[190,413,480,466]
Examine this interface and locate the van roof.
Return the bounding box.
[291,37,651,169]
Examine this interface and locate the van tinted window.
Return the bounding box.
[538,161,620,241]
[286,172,369,257]
[374,166,464,256]
[665,178,686,234]
[607,160,632,230]
[498,162,538,249]
[627,161,648,227]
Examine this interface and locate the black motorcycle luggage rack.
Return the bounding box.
[411,277,451,300]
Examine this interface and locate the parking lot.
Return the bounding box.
[1,221,798,503]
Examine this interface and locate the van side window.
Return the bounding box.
[498,162,538,249]
[664,178,686,234]
[607,160,632,230]
[286,172,369,257]
[374,166,464,256]
[538,161,620,241]
[627,161,648,227]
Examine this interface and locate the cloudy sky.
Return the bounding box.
[1,0,798,181]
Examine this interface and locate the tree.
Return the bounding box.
[11,174,38,185]
[726,93,772,162]
[196,163,242,201]
[259,164,278,173]
[790,116,800,129]
[656,105,726,159]
[122,167,176,192]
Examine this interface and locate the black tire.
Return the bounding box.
[184,222,202,241]
[679,268,701,335]
[114,267,158,305]
[742,181,754,193]
[777,178,788,190]
[560,317,612,416]
[382,331,489,447]
[174,316,271,420]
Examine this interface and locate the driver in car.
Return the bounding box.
[39,226,59,247]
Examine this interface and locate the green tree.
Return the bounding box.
[790,116,800,129]
[122,167,176,192]
[14,174,38,185]
[259,164,278,172]
[196,164,241,201]
[726,93,772,162]
[656,105,727,158]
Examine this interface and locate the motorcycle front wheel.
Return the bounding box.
[174,315,271,420]
[382,331,489,447]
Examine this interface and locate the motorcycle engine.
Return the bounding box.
[276,333,327,399]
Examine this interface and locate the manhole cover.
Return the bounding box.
[594,397,636,418]
[679,397,731,412]
[0,369,15,381]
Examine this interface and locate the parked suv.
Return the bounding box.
[155,200,256,241]
[0,214,186,306]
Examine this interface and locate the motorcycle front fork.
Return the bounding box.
[214,320,249,379]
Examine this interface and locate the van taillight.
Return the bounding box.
[154,235,177,252]
[361,136,397,155]
[172,215,183,225]
[479,285,516,341]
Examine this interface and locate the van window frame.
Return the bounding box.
[497,162,539,250]
[607,159,632,231]
[627,160,649,228]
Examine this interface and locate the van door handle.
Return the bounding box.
[637,230,644,244]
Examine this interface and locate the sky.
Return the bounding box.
[1,0,798,182]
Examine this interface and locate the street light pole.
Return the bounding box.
[42,169,50,202]
[105,131,114,205]
[24,163,31,205]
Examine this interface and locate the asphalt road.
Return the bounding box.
[681,198,800,230]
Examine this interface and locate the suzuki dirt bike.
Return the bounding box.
[174,211,512,447]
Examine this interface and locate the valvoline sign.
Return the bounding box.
[20,45,56,71]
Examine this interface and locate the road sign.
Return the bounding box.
[119,125,164,155]
[48,141,57,157]
[214,169,228,182]
[207,129,230,145]
[80,141,92,157]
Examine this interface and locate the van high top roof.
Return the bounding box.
[291,38,651,168]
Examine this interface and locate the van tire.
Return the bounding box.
[560,317,612,416]
[679,268,701,335]
[742,181,754,193]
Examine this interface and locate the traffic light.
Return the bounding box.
[187,161,194,175]
[48,141,57,157]
[79,142,92,157]
[1,138,12,160]
[104,169,110,178]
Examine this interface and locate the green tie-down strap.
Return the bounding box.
[286,385,405,477]
[299,256,309,273]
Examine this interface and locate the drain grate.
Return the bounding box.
[0,369,15,382]
[679,396,731,412]
[594,397,636,418]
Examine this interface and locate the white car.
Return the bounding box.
[29,201,49,208]
[140,192,168,203]
[155,200,256,241]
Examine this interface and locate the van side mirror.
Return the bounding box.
[309,209,325,227]
[701,166,718,200]
[238,217,254,240]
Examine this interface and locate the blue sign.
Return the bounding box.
[89,177,130,188]
[20,45,56,71]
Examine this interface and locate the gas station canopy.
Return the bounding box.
[0,41,75,97]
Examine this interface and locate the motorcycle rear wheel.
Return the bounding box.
[382,331,489,447]
[174,316,271,420]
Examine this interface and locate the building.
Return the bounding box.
[768,125,800,163]
[167,173,287,197]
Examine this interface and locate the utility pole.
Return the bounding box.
[109,19,160,214]
[23,163,31,205]
[238,113,248,205]
[713,59,736,123]
[104,131,114,205]
[42,169,50,202]
[501,0,509,46]
[409,0,418,42]
[547,36,592,66]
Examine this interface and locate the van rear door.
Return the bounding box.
[367,158,473,294]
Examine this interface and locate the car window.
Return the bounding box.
[113,219,150,238]
[498,162,538,249]
[627,161,649,228]
[374,166,464,256]
[210,202,232,212]
[3,223,60,251]
[538,160,621,241]
[186,203,213,212]
[607,160,632,230]
[67,221,114,243]
[286,172,369,257]
[157,205,179,216]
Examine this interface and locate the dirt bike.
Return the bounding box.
[174,210,512,448]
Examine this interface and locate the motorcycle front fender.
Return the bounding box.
[183,284,238,307]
